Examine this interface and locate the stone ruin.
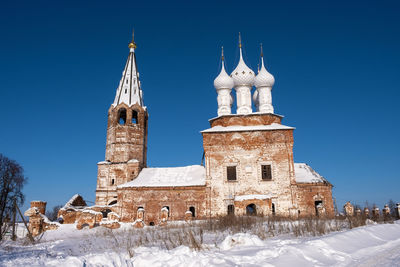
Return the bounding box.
[76,210,103,230]
[24,194,123,234]
[57,194,87,224]
[363,207,370,217]
[133,208,145,228]
[24,201,59,237]
[343,202,354,216]
[56,194,122,230]
[372,207,380,220]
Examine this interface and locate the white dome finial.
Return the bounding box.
[254,43,275,113]
[231,33,254,115]
[255,43,275,88]
[214,46,234,116]
[214,46,234,90]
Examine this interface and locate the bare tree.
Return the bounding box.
[46,205,62,221]
[0,154,27,240]
[388,199,396,217]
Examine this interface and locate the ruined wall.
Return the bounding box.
[203,114,296,217]
[96,160,141,205]
[95,103,148,206]
[294,183,334,217]
[209,113,282,127]
[117,186,209,225]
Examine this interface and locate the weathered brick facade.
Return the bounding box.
[96,103,148,205]
[117,186,209,224]
[93,39,335,227]
[202,114,297,217]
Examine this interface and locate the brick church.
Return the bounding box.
[95,35,334,226]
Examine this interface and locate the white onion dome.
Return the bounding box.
[254,57,275,88]
[214,63,234,90]
[230,49,255,87]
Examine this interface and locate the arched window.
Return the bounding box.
[246,204,257,216]
[227,205,235,215]
[189,206,195,217]
[101,208,112,218]
[131,110,138,124]
[118,108,127,125]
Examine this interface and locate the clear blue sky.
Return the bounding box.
[1,0,399,212]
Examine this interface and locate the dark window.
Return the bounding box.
[227,166,237,181]
[101,209,112,218]
[227,205,235,215]
[149,222,155,226]
[109,200,117,205]
[246,204,257,216]
[189,206,195,217]
[271,203,275,215]
[261,165,272,180]
[111,179,115,185]
[118,109,127,125]
[131,110,138,124]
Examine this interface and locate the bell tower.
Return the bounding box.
[96,32,148,206]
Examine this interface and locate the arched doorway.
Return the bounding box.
[246,204,257,216]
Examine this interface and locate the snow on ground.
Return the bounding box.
[1,221,400,267]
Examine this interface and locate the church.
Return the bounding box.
[94,35,334,226]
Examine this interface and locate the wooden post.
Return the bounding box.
[15,203,35,243]
[11,199,17,241]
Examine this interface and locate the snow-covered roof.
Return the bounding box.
[201,123,294,133]
[234,194,273,201]
[294,163,330,184]
[118,165,206,188]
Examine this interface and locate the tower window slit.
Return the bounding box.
[132,110,138,124]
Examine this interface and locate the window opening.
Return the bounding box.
[246,204,257,216]
[227,205,235,215]
[315,201,323,216]
[131,110,138,124]
[271,203,276,216]
[101,209,112,218]
[189,206,195,217]
[118,109,127,125]
[108,200,117,206]
[111,179,115,185]
[149,222,155,226]
[227,166,237,181]
[162,206,170,217]
[261,165,272,180]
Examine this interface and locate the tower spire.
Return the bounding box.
[113,32,144,107]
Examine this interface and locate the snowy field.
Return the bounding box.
[1,220,400,267]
